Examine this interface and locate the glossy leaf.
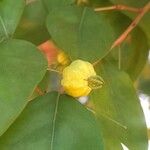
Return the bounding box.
[0,92,104,150]
[14,0,50,45]
[0,39,47,136]
[90,61,148,150]
[0,0,25,40]
[47,6,115,62]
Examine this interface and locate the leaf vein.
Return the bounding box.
[78,7,87,32]
[50,93,60,150]
[0,15,9,38]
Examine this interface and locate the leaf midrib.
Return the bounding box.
[50,93,60,150]
[78,7,87,33]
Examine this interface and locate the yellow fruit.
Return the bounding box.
[61,59,97,97]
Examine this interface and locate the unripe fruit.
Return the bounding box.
[61,59,103,97]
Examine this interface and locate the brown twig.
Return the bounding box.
[95,4,142,13]
[93,2,150,67]
[111,1,150,49]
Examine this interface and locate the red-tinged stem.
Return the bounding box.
[111,1,150,49]
[95,4,142,13]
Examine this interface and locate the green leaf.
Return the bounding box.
[138,63,150,96]
[90,61,148,150]
[0,92,104,150]
[96,116,123,150]
[0,39,47,136]
[14,0,50,45]
[109,0,150,44]
[0,0,25,40]
[43,0,75,12]
[139,78,150,96]
[46,6,115,62]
